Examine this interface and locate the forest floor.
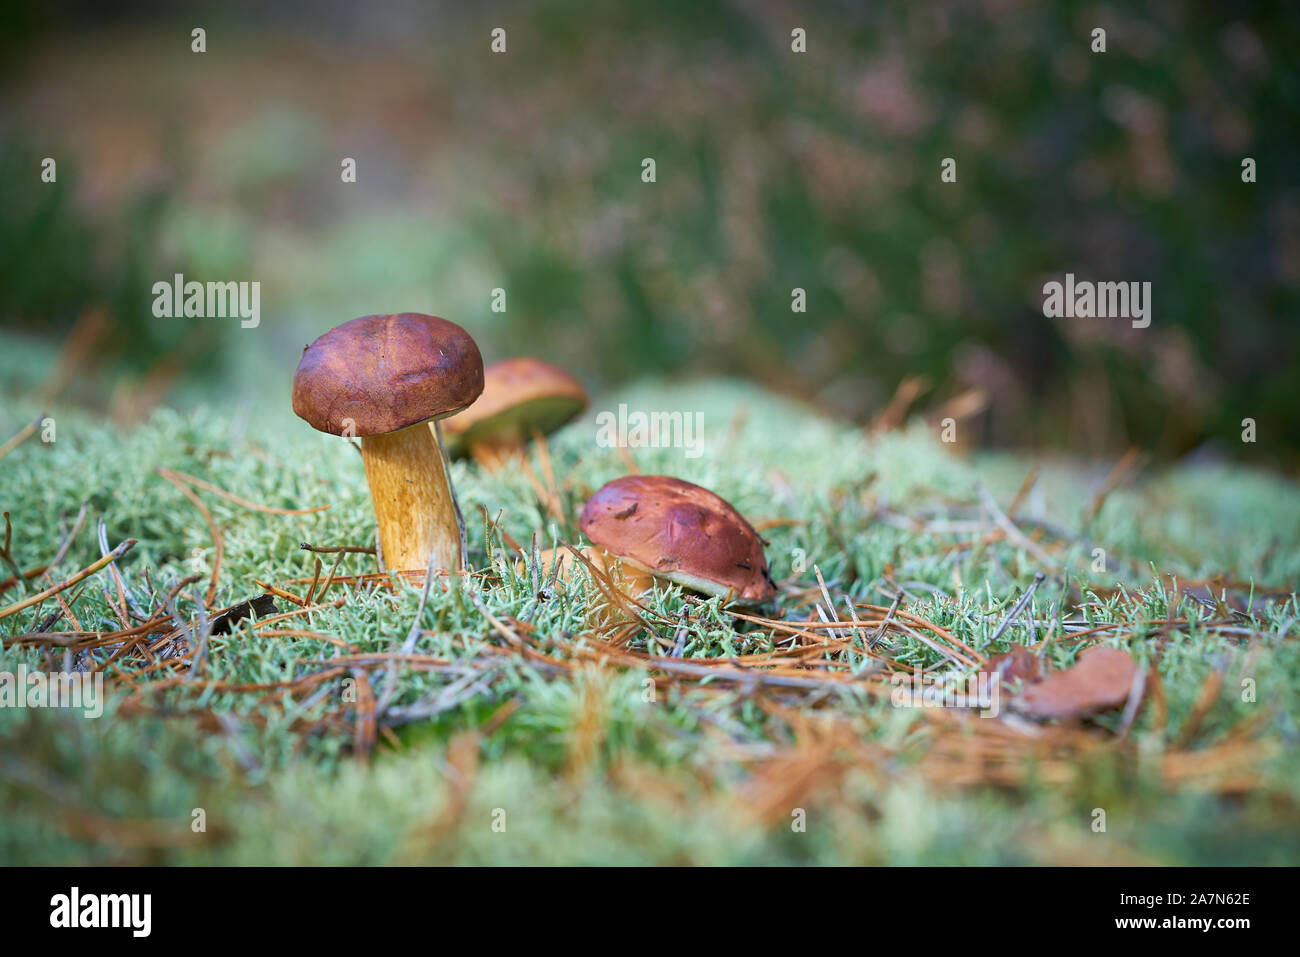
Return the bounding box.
[3,379,1298,865]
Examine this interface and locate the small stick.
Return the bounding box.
[299,542,376,555]
[841,596,872,669]
[1039,572,1067,659]
[478,504,521,553]
[0,414,43,462]
[892,618,977,670]
[188,590,212,678]
[813,602,834,643]
[98,518,147,622]
[544,533,563,594]
[304,557,323,605]
[640,654,884,693]
[46,502,89,576]
[615,443,640,475]
[989,572,1046,644]
[376,547,446,718]
[863,591,903,651]
[465,587,525,649]
[813,565,840,642]
[519,456,564,526]
[50,581,84,633]
[36,306,110,404]
[253,580,308,608]
[1083,447,1142,526]
[531,429,561,515]
[1116,666,1148,741]
[670,608,689,657]
[156,468,223,607]
[316,552,347,601]
[519,532,542,624]
[0,539,137,621]
[0,566,47,594]
[161,469,330,515]
[531,532,541,598]
[1006,464,1040,519]
[1174,666,1225,750]
[978,486,1057,570]
[0,512,22,586]
[560,542,660,625]
[250,596,347,630]
[259,628,352,649]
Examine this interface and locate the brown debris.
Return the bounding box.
[987,643,1044,688]
[1015,646,1140,720]
[209,594,279,635]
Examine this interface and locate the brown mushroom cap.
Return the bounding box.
[578,475,775,604]
[442,357,588,456]
[292,313,484,437]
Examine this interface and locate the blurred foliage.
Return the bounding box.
[1,0,1298,461]
[0,142,233,384]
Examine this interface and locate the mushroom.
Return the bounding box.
[441,357,588,469]
[576,475,776,605]
[292,313,484,574]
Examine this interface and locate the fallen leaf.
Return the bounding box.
[987,643,1043,688]
[1014,646,1139,720]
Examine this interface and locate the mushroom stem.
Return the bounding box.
[468,437,524,474]
[360,424,462,573]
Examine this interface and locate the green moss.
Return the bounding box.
[2,381,1298,864]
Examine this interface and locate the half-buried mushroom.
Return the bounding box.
[577,475,776,605]
[441,357,588,468]
[292,313,483,574]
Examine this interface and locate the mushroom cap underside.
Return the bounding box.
[442,357,588,455]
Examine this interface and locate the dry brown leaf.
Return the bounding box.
[1015,646,1138,720]
[987,643,1043,688]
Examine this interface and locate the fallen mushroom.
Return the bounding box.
[441,357,588,469]
[576,475,776,606]
[292,313,484,574]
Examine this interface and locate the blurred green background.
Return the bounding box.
[2,0,1297,461]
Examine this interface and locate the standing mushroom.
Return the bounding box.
[292,313,483,574]
[576,475,776,605]
[441,357,588,469]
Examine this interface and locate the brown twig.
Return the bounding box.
[299,542,376,555]
[162,469,331,515]
[0,539,137,622]
[155,467,223,608]
[1083,447,1142,526]
[0,414,44,462]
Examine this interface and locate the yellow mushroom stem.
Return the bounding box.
[360,423,462,574]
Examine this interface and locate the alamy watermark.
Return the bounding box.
[151,273,260,328]
[595,403,704,459]
[1042,273,1151,328]
[890,667,1001,718]
[0,665,104,718]
[50,887,151,937]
